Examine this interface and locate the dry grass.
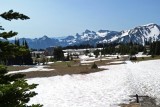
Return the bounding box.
[23,58,126,78]
[7,66,30,71]
[23,62,103,78]
[135,56,160,62]
[8,57,126,78]
[121,103,140,107]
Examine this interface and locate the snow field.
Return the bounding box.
[27,60,160,107]
[28,68,131,107]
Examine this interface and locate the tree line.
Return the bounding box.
[6,39,33,65]
[149,41,160,56]
[52,40,160,61]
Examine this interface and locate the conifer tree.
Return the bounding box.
[23,40,33,65]
[66,54,70,61]
[53,47,64,61]
[0,10,42,106]
[93,49,100,58]
[14,38,22,65]
[143,47,147,54]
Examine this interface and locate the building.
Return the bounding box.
[63,48,102,55]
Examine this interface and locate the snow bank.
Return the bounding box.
[79,55,118,64]
[136,52,151,58]
[109,61,125,64]
[80,60,99,64]
[80,64,91,65]
[79,55,95,61]
[28,60,160,107]
[47,62,54,64]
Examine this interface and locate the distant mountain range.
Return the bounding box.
[10,23,160,49]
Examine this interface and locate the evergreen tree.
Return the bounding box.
[155,41,160,55]
[0,10,42,106]
[14,38,22,65]
[85,49,90,56]
[143,47,147,54]
[53,47,64,61]
[23,40,33,65]
[93,49,100,58]
[149,41,160,55]
[65,54,70,61]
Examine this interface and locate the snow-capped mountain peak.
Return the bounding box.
[106,23,160,45]
[10,23,160,49]
[84,29,91,34]
[40,35,49,40]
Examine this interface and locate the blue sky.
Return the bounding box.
[0,0,160,38]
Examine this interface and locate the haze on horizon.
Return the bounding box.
[1,0,160,38]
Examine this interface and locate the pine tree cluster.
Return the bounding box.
[6,39,33,65]
[150,41,160,55]
[93,42,144,56]
[53,47,64,61]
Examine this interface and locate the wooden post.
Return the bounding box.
[136,94,139,103]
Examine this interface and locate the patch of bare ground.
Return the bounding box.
[120,96,160,107]
[27,58,126,78]
[121,103,140,107]
[24,61,105,78]
[7,65,31,71]
[12,57,126,78]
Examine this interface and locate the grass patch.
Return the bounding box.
[7,66,30,71]
[120,103,140,107]
[133,56,160,62]
[21,58,125,78]
[48,60,102,75]
[22,60,102,78]
[47,58,124,76]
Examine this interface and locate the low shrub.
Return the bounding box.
[130,56,137,60]
[91,62,98,69]
[67,63,71,67]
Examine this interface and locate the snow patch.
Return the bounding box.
[8,66,54,74]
